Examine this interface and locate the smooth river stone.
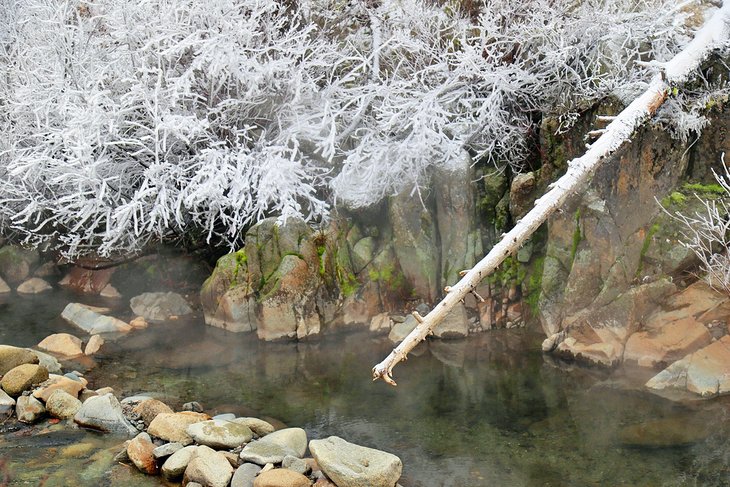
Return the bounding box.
[186,419,253,449]
[0,345,38,375]
[161,445,197,480]
[74,393,138,436]
[182,445,233,487]
[239,428,307,465]
[309,436,402,487]
[1,363,49,396]
[148,411,210,445]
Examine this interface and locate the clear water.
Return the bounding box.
[1,290,729,486]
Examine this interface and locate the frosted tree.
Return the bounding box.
[0,0,714,258]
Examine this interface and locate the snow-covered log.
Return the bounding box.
[372,2,730,386]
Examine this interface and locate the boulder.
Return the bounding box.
[0,345,38,375]
[37,333,84,357]
[130,292,192,321]
[183,445,234,487]
[61,303,132,334]
[309,436,402,487]
[33,374,84,402]
[127,432,158,475]
[16,395,45,423]
[623,317,712,367]
[233,417,275,437]
[231,463,262,487]
[58,266,114,294]
[74,393,138,436]
[0,245,38,283]
[239,428,307,465]
[0,389,15,419]
[147,411,209,445]
[1,363,49,396]
[432,304,469,339]
[85,335,105,355]
[187,419,253,449]
[253,468,311,487]
[388,315,417,344]
[201,250,258,333]
[16,277,52,294]
[45,389,82,419]
[132,398,174,427]
[161,445,197,481]
[618,416,712,447]
[646,335,730,396]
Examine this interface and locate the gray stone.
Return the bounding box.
[432,304,469,339]
[28,349,62,374]
[388,315,417,344]
[183,445,234,487]
[74,393,138,436]
[213,413,236,421]
[0,389,15,419]
[61,303,132,334]
[120,394,153,406]
[282,455,311,475]
[45,389,82,419]
[130,292,192,321]
[16,277,51,294]
[16,395,46,423]
[309,436,402,487]
[231,463,261,487]
[239,428,307,465]
[183,401,204,412]
[186,419,253,449]
[161,445,197,481]
[153,442,183,459]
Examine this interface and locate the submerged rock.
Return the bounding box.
[432,304,469,339]
[130,292,192,321]
[0,277,9,294]
[618,416,712,447]
[646,335,730,396]
[37,333,84,358]
[16,277,52,294]
[309,436,402,487]
[74,393,138,436]
[61,303,132,335]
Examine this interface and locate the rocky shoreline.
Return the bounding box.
[0,343,404,487]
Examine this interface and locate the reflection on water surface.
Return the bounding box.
[0,291,729,486]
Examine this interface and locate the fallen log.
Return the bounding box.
[372,2,730,386]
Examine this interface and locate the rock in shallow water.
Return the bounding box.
[46,389,82,419]
[239,428,307,465]
[16,277,51,294]
[161,445,197,480]
[0,345,38,375]
[183,445,233,487]
[127,432,158,475]
[1,363,49,396]
[253,468,311,487]
[74,393,138,436]
[61,303,132,335]
[16,395,46,423]
[147,411,209,445]
[309,436,402,487]
[187,419,253,449]
[130,292,192,321]
[37,333,84,358]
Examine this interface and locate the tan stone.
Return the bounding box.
[0,345,38,375]
[129,317,148,329]
[128,433,158,475]
[37,333,83,357]
[1,364,49,396]
[253,468,311,487]
[33,374,84,402]
[182,445,233,487]
[133,398,174,427]
[85,335,104,356]
[624,317,712,367]
[147,412,210,445]
[16,277,52,294]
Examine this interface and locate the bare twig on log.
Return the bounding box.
[372,3,730,386]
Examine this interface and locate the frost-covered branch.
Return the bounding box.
[372,1,730,386]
